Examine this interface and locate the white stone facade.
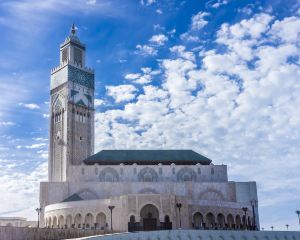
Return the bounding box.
[40,163,259,231]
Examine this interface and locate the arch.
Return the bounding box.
[58,215,64,228]
[66,215,72,228]
[84,213,94,229]
[54,98,62,112]
[217,213,225,229]
[130,215,136,223]
[74,213,82,228]
[177,167,197,182]
[139,188,159,194]
[164,215,170,223]
[193,212,203,229]
[205,212,215,229]
[140,204,160,230]
[6,223,12,227]
[52,216,57,228]
[227,214,234,229]
[96,212,107,230]
[199,189,225,201]
[48,217,52,228]
[77,189,98,200]
[247,216,252,229]
[235,215,242,229]
[99,167,120,182]
[138,167,158,182]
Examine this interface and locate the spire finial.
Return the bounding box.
[71,23,76,35]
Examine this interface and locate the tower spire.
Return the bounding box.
[71,23,76,35]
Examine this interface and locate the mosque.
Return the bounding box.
[39,25,260,232]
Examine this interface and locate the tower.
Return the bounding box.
[49,24,95,182]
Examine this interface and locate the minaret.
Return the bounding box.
[49,24,95,182]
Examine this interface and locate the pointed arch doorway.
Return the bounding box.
[140,204,159,231]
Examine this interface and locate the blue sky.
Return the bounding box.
[0,0,300,231]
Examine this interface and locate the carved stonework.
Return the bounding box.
[199,189,225,201]
[177,167,197,182]
[138,167,158,182]
[99,167,120,182]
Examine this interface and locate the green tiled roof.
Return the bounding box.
[84,150,212,165]
[61,194,83,203]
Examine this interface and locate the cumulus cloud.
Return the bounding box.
[95,13,300,224]
[149,34,168,46]
[140,0,156,6]
[170,45,196,61]
[191,11,210,30]
[125,67,161,85]
[0,121,15,126]
[125,73,141,80]
[25,143,46,149]
[94,98,104,107]
[0,161,47,219]
[106,85,138,103]
[135,44,158,56]
[18,102,40,110]
[209,0,228,8]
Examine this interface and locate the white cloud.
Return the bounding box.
[170,45,196,61]
[25,143,46,149]
[125,68,161,85]
[125,73,141,80]
[0,161,47,220]
[156,9,163,14]
[211,0,228,8]
[33,137,48,141]
[18,102,40,110]
[86,0,96,5]
[135,44,158,56]
[180,33,200,42]
[149,34,168,46]
[0,121,15,126]
[191,11,210,30]
[140,0,156,6]
[94,13,300,230]
[42,113,49,118]
[106,85,138,103]
[94,98,104,107]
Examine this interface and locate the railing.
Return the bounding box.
[0,226,115,240]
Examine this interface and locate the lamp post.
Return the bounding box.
[176,203,182,229]
[108,205,115,231]
[286,224,289,231]
[296,210,300,225]
[250,200,258,230]
[35,207,42,228]
[242,207,248,230]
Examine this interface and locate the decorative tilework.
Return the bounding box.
[76,99,87,107]
[71,90,79,97]
[68,65,94,89]
[84,94,92,103]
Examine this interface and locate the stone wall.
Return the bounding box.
[66,164,228,183]
[76,229,300,240]
[0,226,114,240]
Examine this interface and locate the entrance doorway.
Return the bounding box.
[140,204,159,231]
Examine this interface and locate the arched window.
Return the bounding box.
[99,167,120,182]
[177,167,197,182]
[130,215,136,223]
[138,167,158,182]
